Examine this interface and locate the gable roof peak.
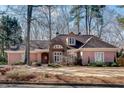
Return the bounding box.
[69,32,75,35]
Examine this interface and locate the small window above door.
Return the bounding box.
[53,45,63,49]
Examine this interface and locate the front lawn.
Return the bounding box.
[0,66,124,84]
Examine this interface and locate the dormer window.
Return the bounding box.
[68,37,76,45]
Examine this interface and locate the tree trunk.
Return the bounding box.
[48,6,52,41]
[77,22,80,34]
[1,38,5,58]
[88,16,92,35]
[67,22,69,34]
[24,5,32,65]
[48,5,52,64]
[77,8,80,34]
[1,29,5,58]
[85,6,88,35]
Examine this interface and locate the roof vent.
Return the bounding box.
[78,32,81,35]
[56,32,59,36]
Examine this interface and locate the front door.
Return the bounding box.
[42,53,49,64]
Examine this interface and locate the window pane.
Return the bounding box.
[53,52,63,63]
[68,37,75,45]
[95,52,104,62]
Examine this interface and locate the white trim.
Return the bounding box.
[80,51,83,57]
[53,45,63,49]
[95,52,104,62]
[80,37,93,48]
[75,48,119,52]
[5,49,49,53]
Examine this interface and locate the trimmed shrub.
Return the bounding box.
[88,62,96,67]
[76,57,82,66]
[96,62,105,67]
[104,62,113,66]
[88,61,104,67]
[89,61,119,67]
[111,62,119,67]
[12,61,24,65]
[63,55,79,66]
[32,62,42,67]
[48,63,62,68]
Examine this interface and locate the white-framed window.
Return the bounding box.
[67,37,76,45]
[53,45,63,49]
[53,52,63,63]
[95,52,104,62]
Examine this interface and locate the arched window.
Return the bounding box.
[53,45,63,49]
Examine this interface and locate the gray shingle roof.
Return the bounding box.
[15,34,116,51]
[19,40,49,50]
[30,40,49,49]
[51,34,116,48]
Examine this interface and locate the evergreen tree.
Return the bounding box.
[0,15,22,56]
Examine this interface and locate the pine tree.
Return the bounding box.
[0,15,22,56]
